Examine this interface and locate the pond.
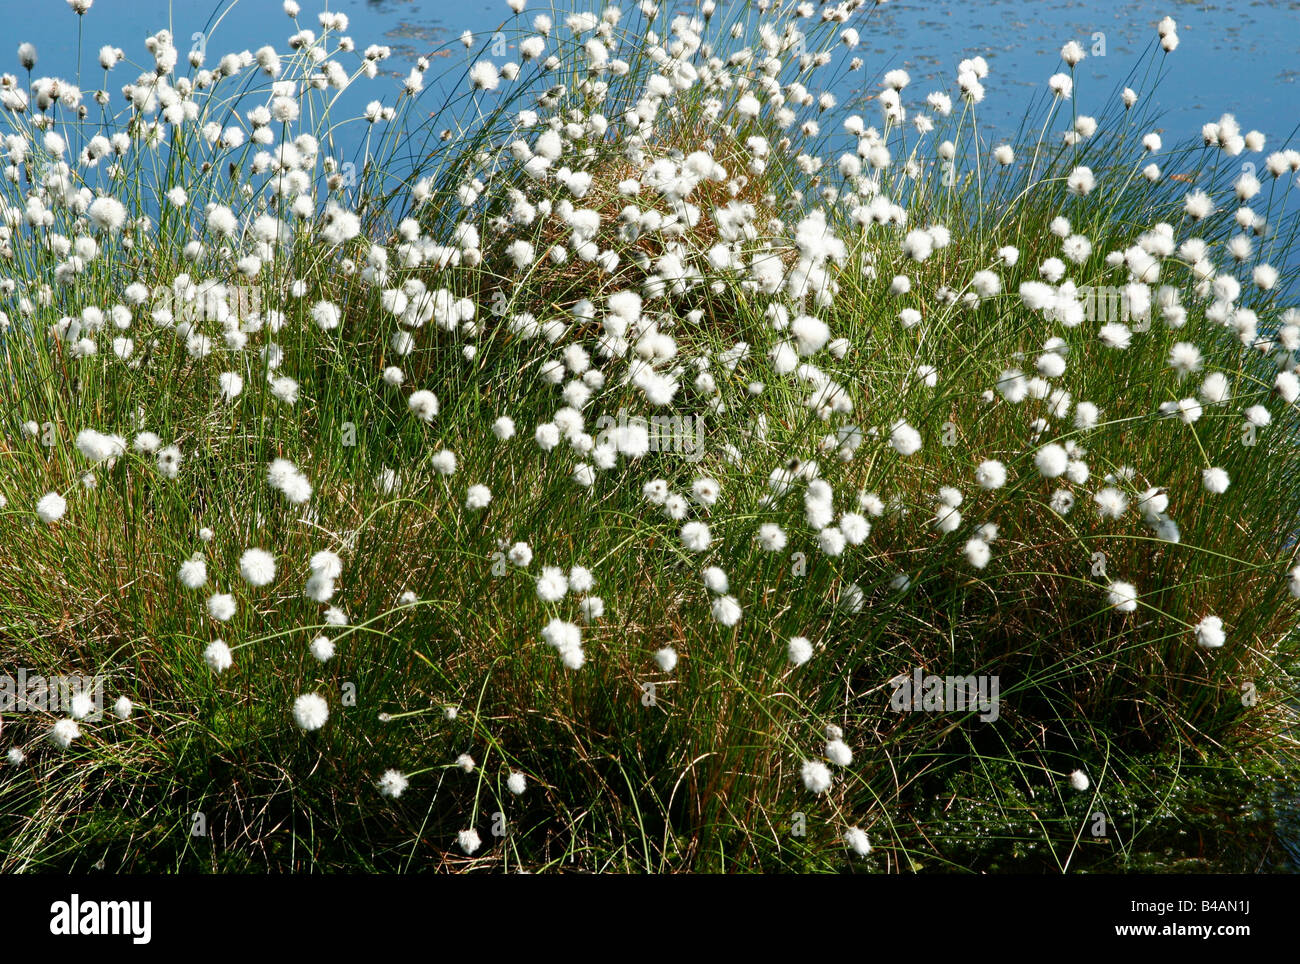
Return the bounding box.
[8,0,1297,143]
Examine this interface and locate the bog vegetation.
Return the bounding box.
[1,0,1298,872]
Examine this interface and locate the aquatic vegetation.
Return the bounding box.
[1,0,1298,872]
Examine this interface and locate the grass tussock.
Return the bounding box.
[1,1,1299,873]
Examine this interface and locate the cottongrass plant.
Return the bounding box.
[1,0,1299,872]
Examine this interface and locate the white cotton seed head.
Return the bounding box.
[292,692,329,731]
[536,566,568,602]
[1202,467,1230,494]
[702,566,729,594]
[757,522,787,551]
[890,420,921,456]
[310,550,343,579]
[49,719,82,749]
[239,548,276,587]
[1035,444,1069,478]
[825,739,853,767]
[964,538,991,569]
[1106,580,1138,613]
[788,636,813,666]
[204,640,233,673]
[975,460,1007,489]
[681,521,712,552]
[711,595,742,626]
[844,827,872,856]
[377,769,409,798]
[408,389,439,421]
[36,492,67,523]
[1093,487,1129,519]
[1194,615,1225,650]
[179,556,208,589]
[458,828,482,854]
[654,647,678,672]
[207,593,236,621]
[801,759,833,794]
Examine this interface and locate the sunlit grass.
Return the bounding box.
[0,1,1298,872]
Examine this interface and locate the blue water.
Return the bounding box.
[5,0,1296,144]
[855,0,1299,145]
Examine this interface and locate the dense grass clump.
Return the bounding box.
[1,1,1299,872]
